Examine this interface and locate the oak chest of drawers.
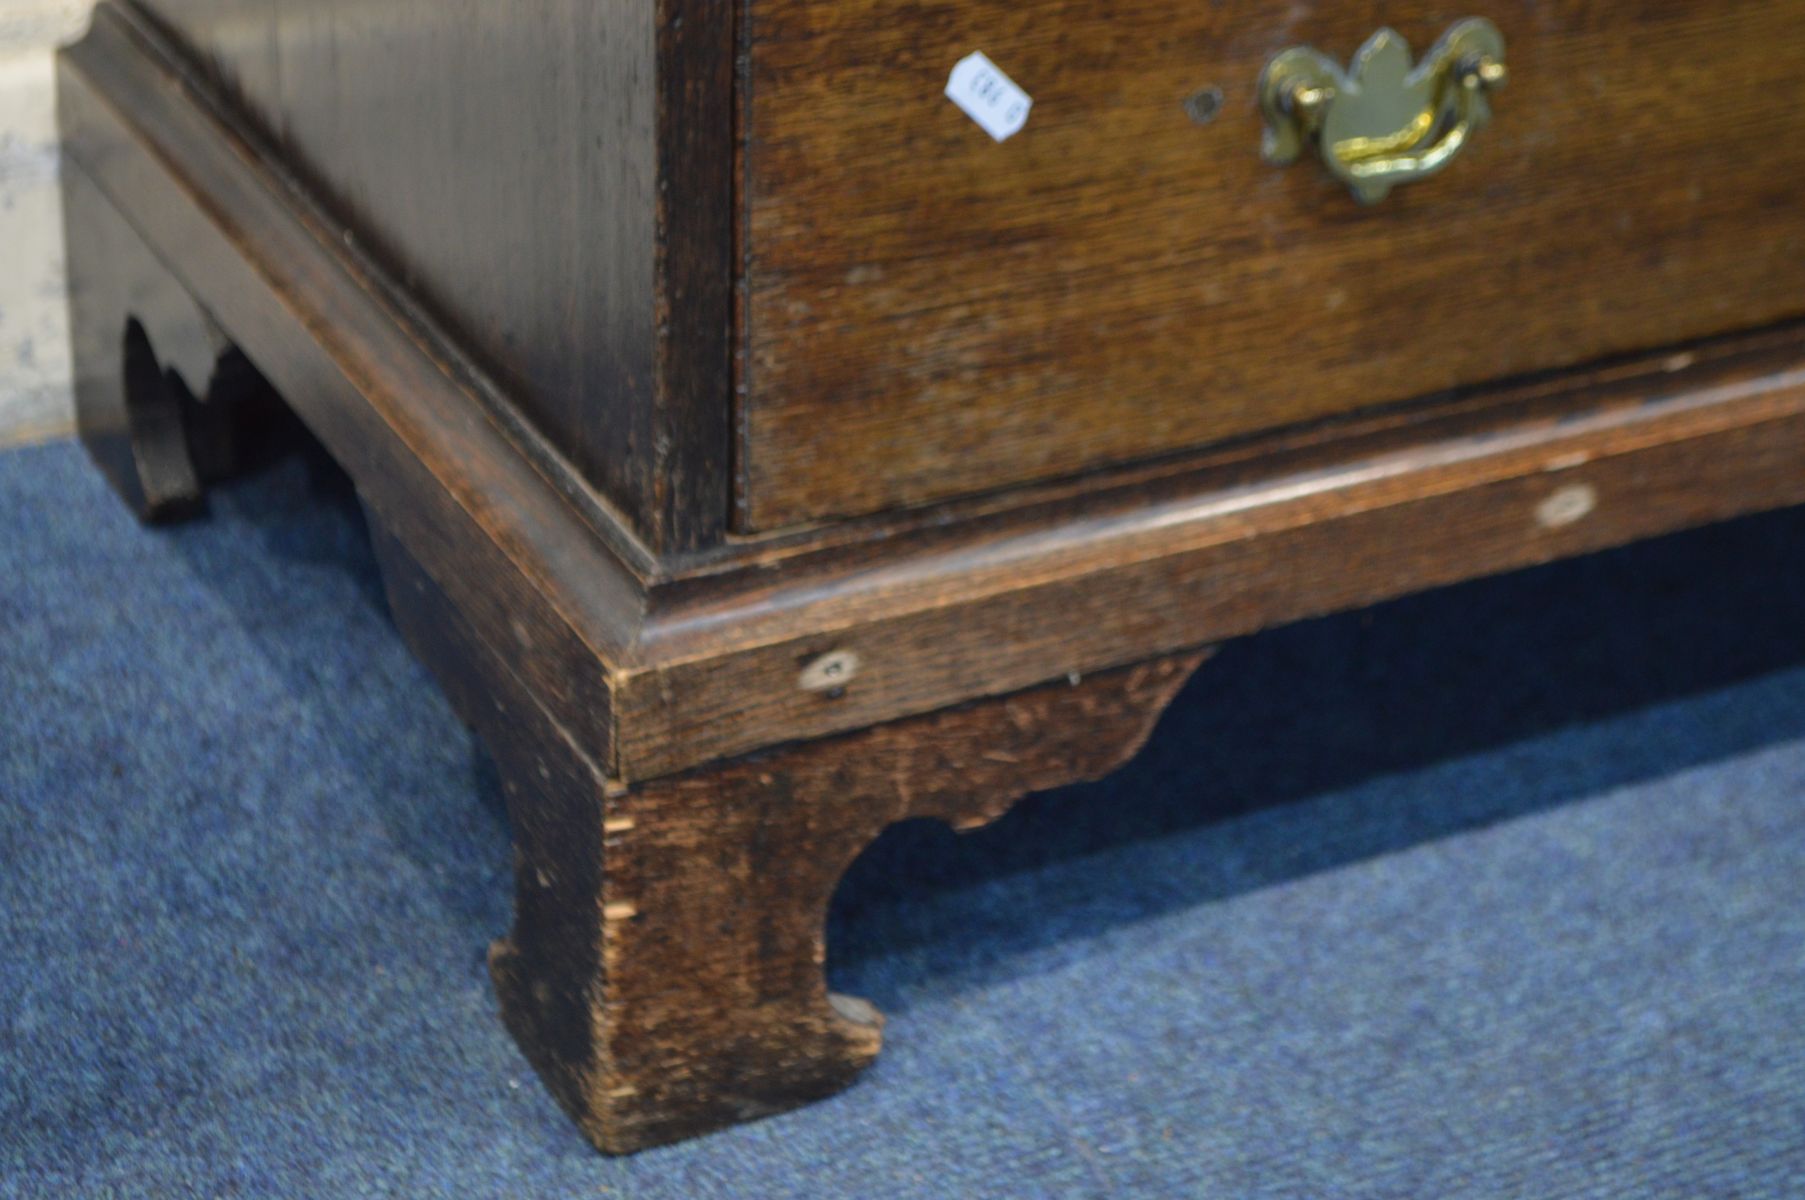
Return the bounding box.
[59,0,1805,1151]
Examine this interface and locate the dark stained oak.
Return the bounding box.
[114,0,1805,535]
[741,1,1805,527]
[64,157,287,520]
[368,510,1207,1153]
[542,651,1205,1153]
[59,1,1805,788]
[136,0,733,552]
[59,6,633,761]
[64,157,212,521]
[59,0,1805,1154]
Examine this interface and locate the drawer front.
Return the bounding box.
[739,2,1805,530]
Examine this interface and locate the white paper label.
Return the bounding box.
[945,52,1032,142]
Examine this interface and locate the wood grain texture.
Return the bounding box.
[741,0,1805,527]
[63,6,1805,1153]
[370,501,1212,1154]
[622,331,1805,778]
[370,503,1205,1151]
[63,0,1805,785]
[133,0,731,551]
[563,651,1204,1152]
[58,4,631,759]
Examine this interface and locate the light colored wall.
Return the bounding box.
[1,2,91,446]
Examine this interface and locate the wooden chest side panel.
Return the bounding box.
[741,1,1805,529]
[134,0,732,552]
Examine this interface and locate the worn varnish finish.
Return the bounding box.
[368,508,1205,1150]
[135,0,733,552]
[61,0,1805,1154]
[112,1,1805,534]
[743,1,1805,526]
[60,8,631,763]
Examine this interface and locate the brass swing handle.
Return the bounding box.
[1258,18,1507,204]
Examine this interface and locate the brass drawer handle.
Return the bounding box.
[1259,18,1507,204]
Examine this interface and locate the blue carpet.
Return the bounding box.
[3,434,1804,1198]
